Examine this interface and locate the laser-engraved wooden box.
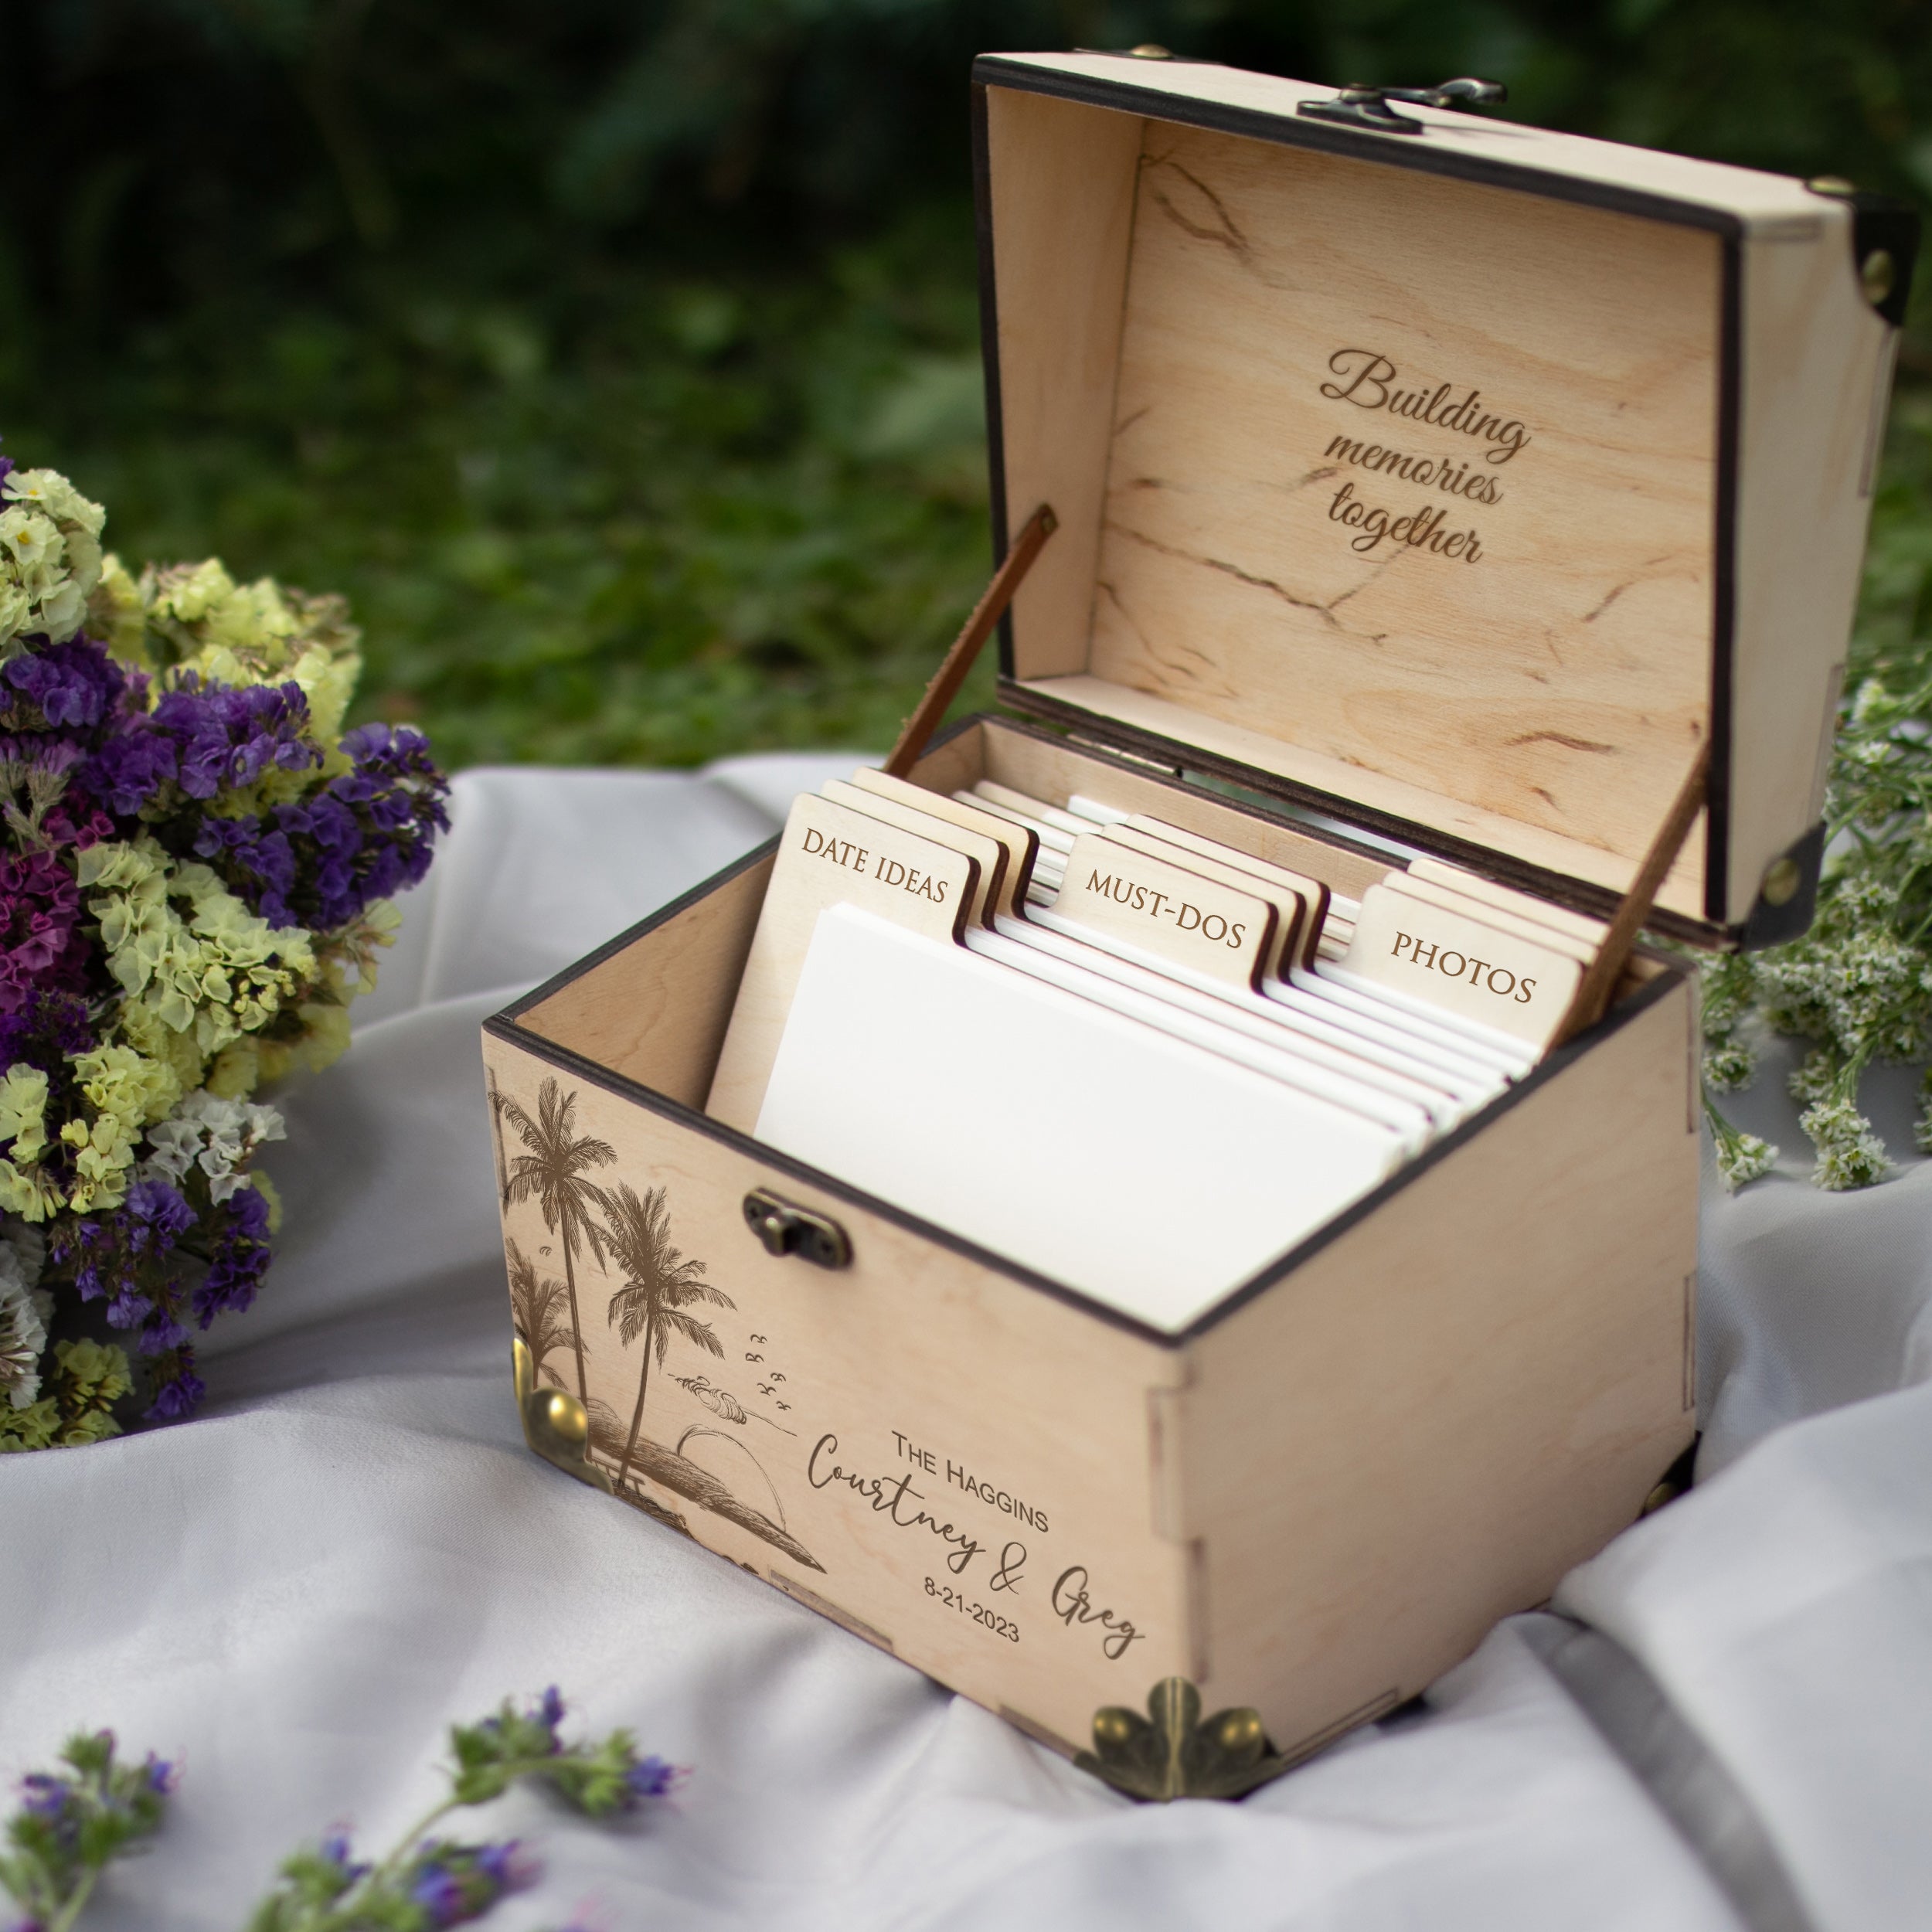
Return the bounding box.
[481,53,1914,1798]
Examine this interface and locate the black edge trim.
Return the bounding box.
[1850,193,1920,329]
[1172,965,1685,1339]
[972,53,1744,944]
[496,836,781,1026]
[971,82,1016,679]
[481,1013,1160,1338]
[1705,233,1740,925]
[971,56,1747,237]
[485,754,1688,1346]
[495,712,988,1025]
[1736,820,1825,951]
[987,707,1396,874]
[998,685,1737,947]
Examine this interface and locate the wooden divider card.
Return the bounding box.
[988,781,1521,1088]
[1043,833,1276,992]
[847,770,1039,920]
[1119,816,1329,972]
[818,781,1009,930]
[705,793,978,1133]
[1338,883,1582,1047]
[1383,872,1594,960]
[757,903,1408,1331]
[1406,858,1608,945]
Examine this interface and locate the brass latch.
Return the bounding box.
[743,1187,852,1269]
[1298,78,1506,137]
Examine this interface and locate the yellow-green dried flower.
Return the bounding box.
[0,467,106,654]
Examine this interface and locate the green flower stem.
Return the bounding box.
[1702,1087,1778,1191]
[328,1748,586,1917]
[46,1865,104,1932]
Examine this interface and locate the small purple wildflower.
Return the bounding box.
[192,1185,272,1328]
[0,851,87,1013]
[151,677,321,801]
[317,1833,369,1883]
[0,990,94,1074]
[1,639,124,736]
[124,1179,196,1247]
[18,1773,72,1821]
[406,1839,539,1927]
[625,1756,682,1801]
[189,722,449,930]
[142,1350,204,1422]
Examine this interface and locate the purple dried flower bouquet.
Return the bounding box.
[0,453,449,1444]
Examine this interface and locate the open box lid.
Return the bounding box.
[972,51,1918,946]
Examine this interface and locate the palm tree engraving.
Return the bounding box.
[505,1237,573,1389]
[601,1182,735,1495]
[498,1077,616,1402]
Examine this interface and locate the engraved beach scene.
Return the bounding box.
[493,1072,821,1570]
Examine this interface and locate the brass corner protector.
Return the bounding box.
[1076,1677,1290,1801]
[512,1338,614,1496]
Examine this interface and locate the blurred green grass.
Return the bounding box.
[4,0,1931,773]
[0,209,1002,767]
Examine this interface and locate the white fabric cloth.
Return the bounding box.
[5,757,1930,1932]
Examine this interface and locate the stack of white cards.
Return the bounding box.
[705,770,1603,1333]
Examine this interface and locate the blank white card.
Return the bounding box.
[754,904,1403,1332]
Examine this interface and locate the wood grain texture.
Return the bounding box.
[1054,832,1276,991]
[982,54,1841,223]
[1087,118,1718,889]
[516,853,773,1111]
[986,88,1144,677]
[1012,675,1707,918]
[980,63,1894,935]
[821,780,1009,930]
[706,795,978,1132]
[1169,975,1699,1751]
[849,767,1040,920]
[1726,217,1896,921]
[487,1028,1188,1753]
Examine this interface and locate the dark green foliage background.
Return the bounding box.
[2,0,1928,767]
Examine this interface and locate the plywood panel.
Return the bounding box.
[982,56,1833,223]
[1085,119,1717,889]
[487,1030,1187,1753]
[517,854,774,1110]
[986,87,1144,675]
[1726,220,1893,922]
[1176,979,1699,1747]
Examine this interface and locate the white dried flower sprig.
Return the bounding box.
[138,1091,287,1205]
[0,1216,49,1409]
[1702,609,1932,1189]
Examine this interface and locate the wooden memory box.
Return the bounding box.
[482,52,1914,1800]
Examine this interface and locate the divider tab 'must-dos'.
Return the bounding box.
[706,792,978,1132]
[1049,832,1276,992]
